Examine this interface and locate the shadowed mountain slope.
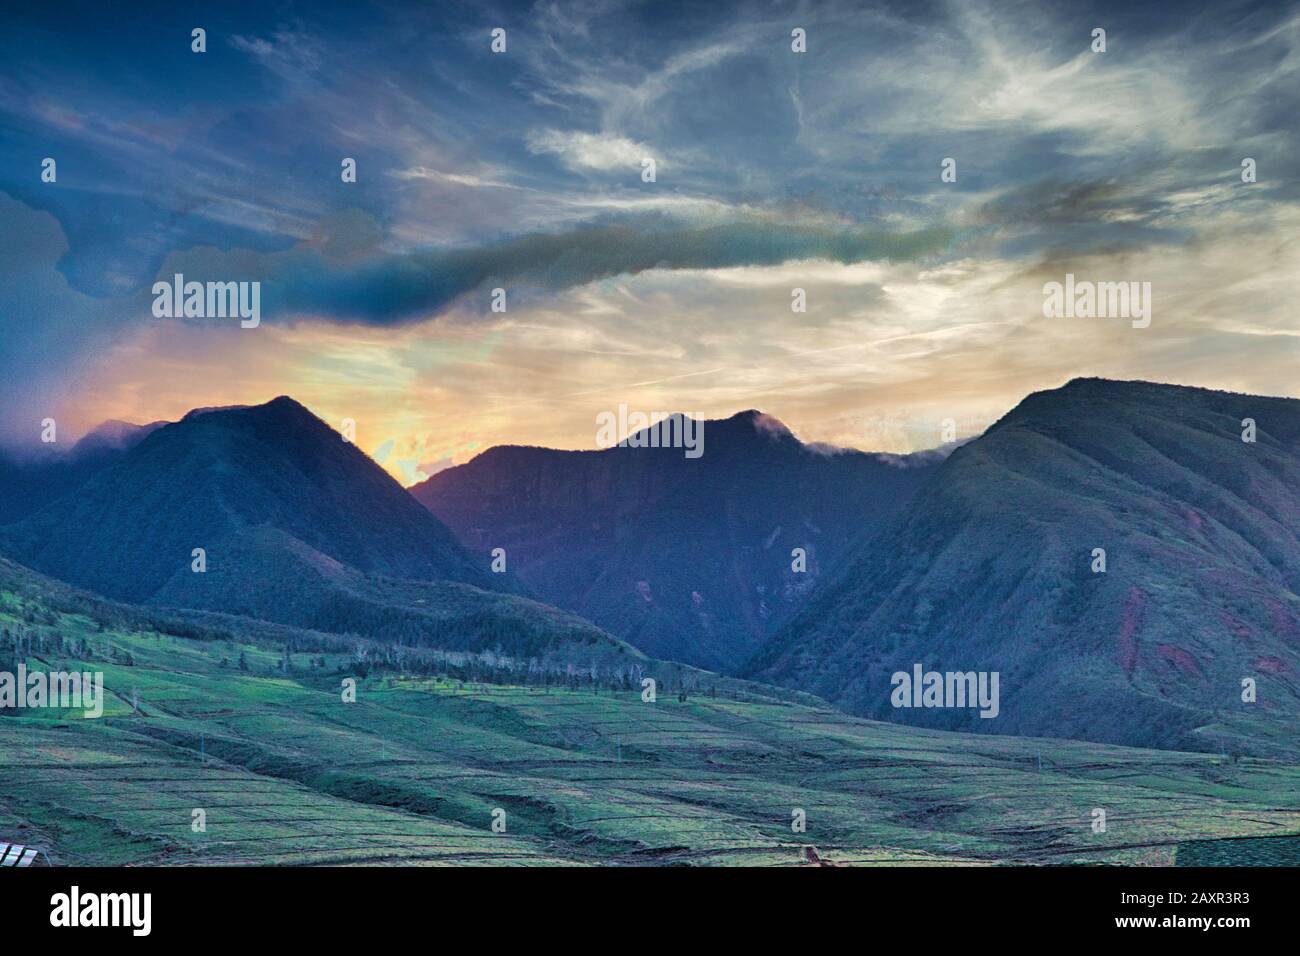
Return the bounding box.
[413,410,940,671]
[3,396,499,604]
[0,399,652,660]
[747,379,1300,758]
[0,419,167,525]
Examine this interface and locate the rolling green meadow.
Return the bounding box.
[3,569,1299,867]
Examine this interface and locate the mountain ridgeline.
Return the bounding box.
[412,410,941,671]
[746,379,1300,758]
[2,379,1296,759]
[0,398,640,661]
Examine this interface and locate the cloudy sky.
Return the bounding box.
[2,0,1297,482]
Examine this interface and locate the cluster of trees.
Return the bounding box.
[210,630,737,700]
[0,580,761,708]
[327,641,726,699]
[1,623,138,673]
[0,623,129,719]
[303,595,607,659]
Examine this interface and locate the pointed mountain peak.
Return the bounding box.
[612,408,798,454]
[264,394,311,412]
[707,409,798,449]
[253,395,326,425]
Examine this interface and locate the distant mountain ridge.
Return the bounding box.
[71,418,169,455]
[412,409,942,671]
[746,378,1300,757]
[0,398,653,662]
[0,417,169,524]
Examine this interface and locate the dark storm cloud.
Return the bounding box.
[180,219,956,325]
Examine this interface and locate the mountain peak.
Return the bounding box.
[1006,378,1300,429]
[725,408,789,431]
[1049,376,1292,402]
[253,395,326,426]
[413,405,939,669]
[265,394,310,411]
[710,409,795,444]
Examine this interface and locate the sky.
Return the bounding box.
[1,0,1298,483]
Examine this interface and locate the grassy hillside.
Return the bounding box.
[3,561,1298,866]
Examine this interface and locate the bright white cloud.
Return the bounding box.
[526,129,654,172]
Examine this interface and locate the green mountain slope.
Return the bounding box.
[748,379,1300,757]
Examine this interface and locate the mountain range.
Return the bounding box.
[1,378,1296,757]
[0,398,642,661]
[412,409,940,670]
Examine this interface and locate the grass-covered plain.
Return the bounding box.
[3,581,1299,866]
